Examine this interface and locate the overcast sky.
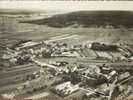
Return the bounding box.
[0,1,133,11]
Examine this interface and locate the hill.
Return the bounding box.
[20,11,133,28]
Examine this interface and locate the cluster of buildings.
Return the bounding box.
[1,39,132,66]
[0,40,82,68]
[85,42,133,62]
[6,58,131,100]
[0,39,133,99]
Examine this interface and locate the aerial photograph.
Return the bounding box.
[0,1,133,100]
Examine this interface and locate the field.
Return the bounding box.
[1,10,133,45]
[1,21,133,45]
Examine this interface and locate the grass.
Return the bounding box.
[1,23,133,44]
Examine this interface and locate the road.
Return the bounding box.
[37,57,133,66]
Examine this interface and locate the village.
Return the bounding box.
[0,38,133,100]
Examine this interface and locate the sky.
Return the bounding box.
[0,1,133,12]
